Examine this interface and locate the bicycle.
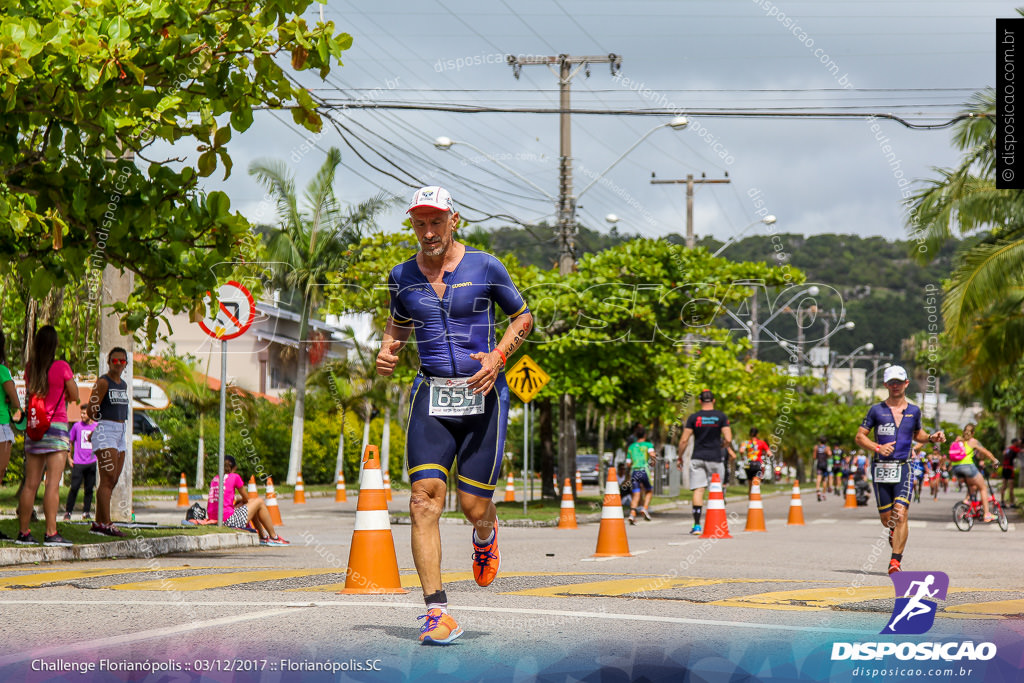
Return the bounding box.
[951,475,1009,532]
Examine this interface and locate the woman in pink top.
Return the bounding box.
[206,455,288,545]
[17,325,79,547]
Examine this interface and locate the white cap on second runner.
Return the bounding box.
[407,186,456,214]
[883,365,908,383]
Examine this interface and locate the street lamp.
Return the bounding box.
[433,136,556,200]
[867,361,892,395]
[740,285,819,361]
[576,117,689,200]
[834,342,874,402]
[712,215,777,257]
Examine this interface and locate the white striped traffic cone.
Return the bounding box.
[701,472,732,539]
[787,482,805,525]
[503,472,516,502]
[558,478,578,529]
[593,466,631,557]
[176,473,189,507]
[338,445,407,594]
[266,477,284,526]
[335,469,347,503]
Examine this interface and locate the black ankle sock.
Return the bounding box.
[424,590,447,609]
[693,506,703,525]
[891,553,903,562]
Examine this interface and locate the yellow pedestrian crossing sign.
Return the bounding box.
[505,354,550,403]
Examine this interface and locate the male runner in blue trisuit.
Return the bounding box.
[376,186,533,644]
[855,365,945,575]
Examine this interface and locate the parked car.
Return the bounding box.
[133,410,165,441]
[576,454,601,485]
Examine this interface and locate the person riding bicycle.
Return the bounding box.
[948,424,1000,523]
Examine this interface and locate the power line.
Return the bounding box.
[303,103,975,130]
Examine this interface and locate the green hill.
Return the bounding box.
[463,224,959,363]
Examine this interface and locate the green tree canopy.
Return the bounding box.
[0,0,352,330]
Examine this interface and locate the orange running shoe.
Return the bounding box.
[418,609,463,645]
[472,519,501,587]
[888,559,901,575]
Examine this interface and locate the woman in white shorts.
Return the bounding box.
[88,347,130,537]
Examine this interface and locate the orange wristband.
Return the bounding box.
[496,348,507,366]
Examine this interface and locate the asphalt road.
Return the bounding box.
[1,484,1021,682]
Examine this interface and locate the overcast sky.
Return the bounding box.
[173,0,1014,247]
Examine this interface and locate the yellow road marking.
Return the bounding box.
[944,599,1024,617]
[0,567,201,590]
[109,569,340,591]
[293,571,605,593]
[710,587,1016,612]
[710,586,894,611]
[502,577,793,598]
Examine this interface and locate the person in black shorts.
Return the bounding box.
[677,390,732,535]
[813,436,832,501]
[1000,438,1020,509]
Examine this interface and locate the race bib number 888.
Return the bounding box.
[429,378,484,416]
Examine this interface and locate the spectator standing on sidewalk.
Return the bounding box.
[17,325,78,546]
[88,347,131,537]
[64,407,97,521]
[0,330,23,541]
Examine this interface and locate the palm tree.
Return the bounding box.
[309,326,395,481]
[908,88,1024,389]
[162,356,220,488]
[249,148,390,484]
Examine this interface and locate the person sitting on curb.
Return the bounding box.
[206,456,289,545]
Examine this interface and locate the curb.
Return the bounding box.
[0,531,258,567]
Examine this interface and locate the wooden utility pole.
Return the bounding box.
[508,53,621,495]
[651,174,731,247]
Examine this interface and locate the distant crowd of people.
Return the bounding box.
[0,325,130,546]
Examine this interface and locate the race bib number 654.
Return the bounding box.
[428,378,484,416]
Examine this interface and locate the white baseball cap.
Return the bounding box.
[407,186,456,214]
[883,365,908,383]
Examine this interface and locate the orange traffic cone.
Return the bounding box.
[701,472,732,539]
[335,470,347,503]
[339,445,407,594]
[293,472,307,504]
[176,473,189,507]
[558,478,578,529]
[575,470,583,493]
[744,477,767,532]
[787,482,805,525]
[503,472,516,502]
[843,476,857,509]
[382,470,392,502]
[247,476,258,501]
[593,466,631,557]
[266,477,284,526]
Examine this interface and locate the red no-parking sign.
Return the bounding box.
[198,281,255,340]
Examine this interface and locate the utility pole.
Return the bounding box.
[508,54,621,272]
[508,53,621,496]
[651,174,731,247]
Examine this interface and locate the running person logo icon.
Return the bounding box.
[884,571,949,634]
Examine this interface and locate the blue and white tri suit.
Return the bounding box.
[388,247,529,498]
[860,402,923,512]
